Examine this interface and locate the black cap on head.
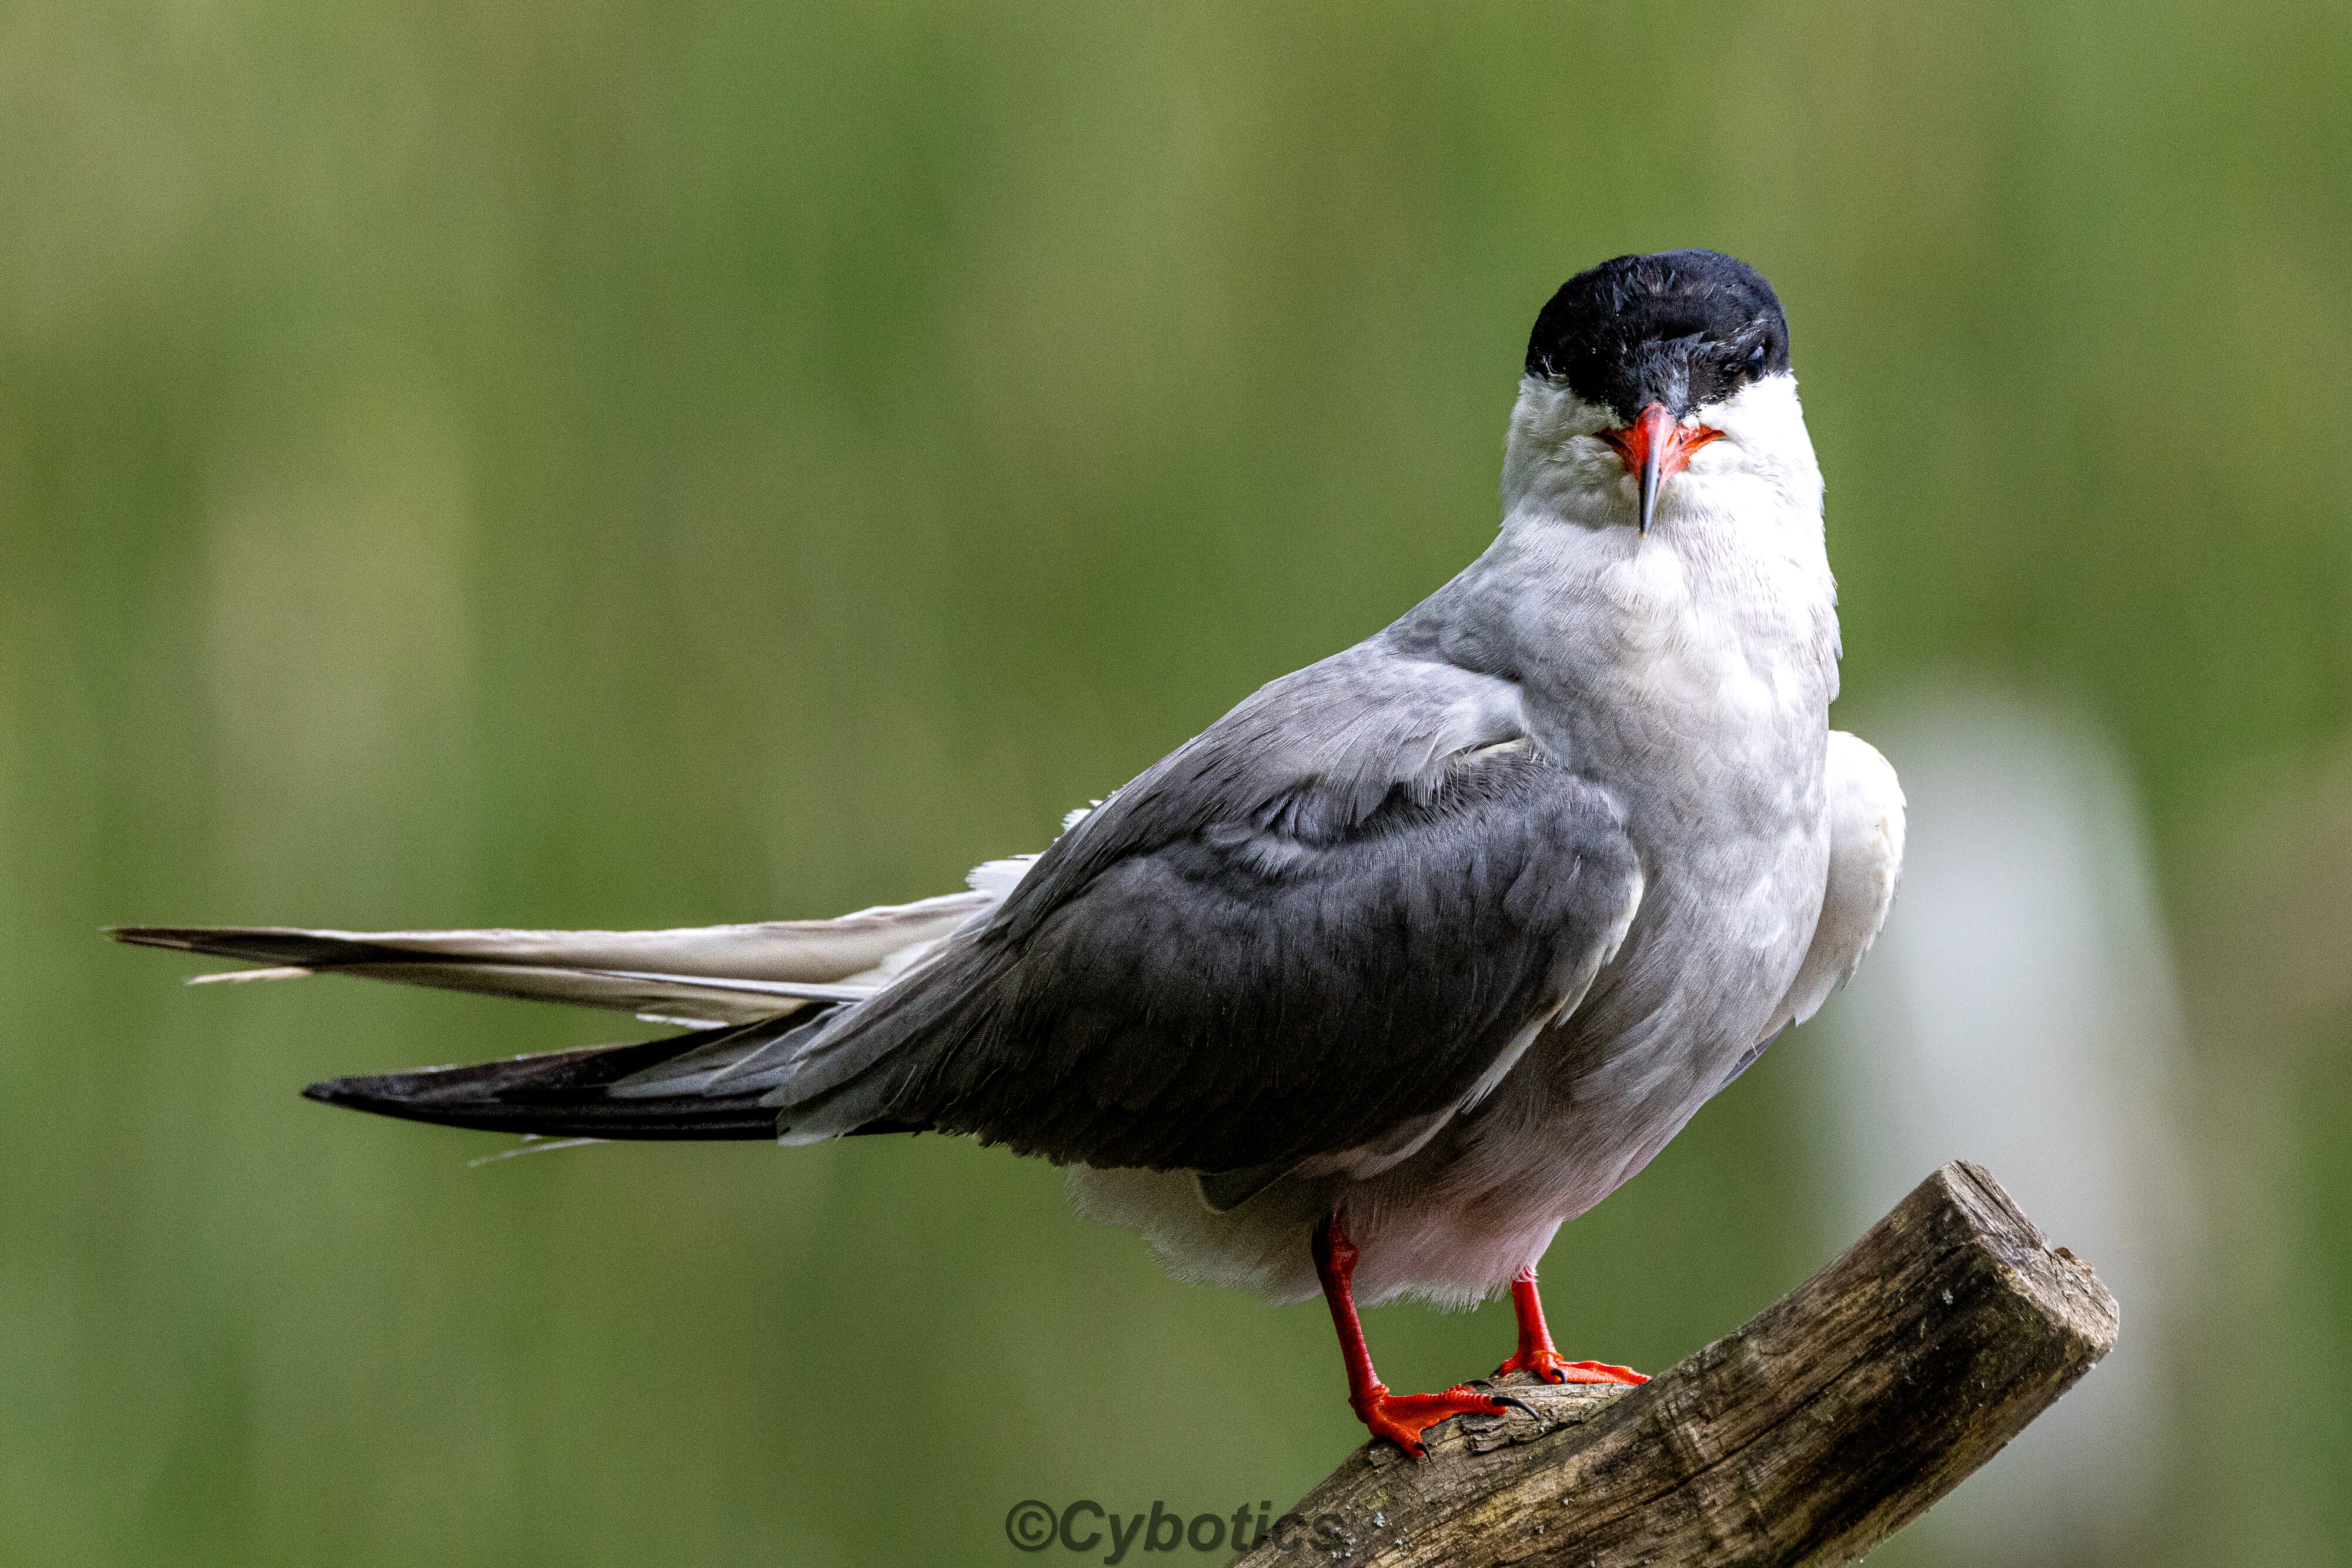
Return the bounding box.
[1525,250,1790,422]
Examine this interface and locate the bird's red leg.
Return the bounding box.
[1311,1212,1511,1457]
[1494,1268,1647,1385]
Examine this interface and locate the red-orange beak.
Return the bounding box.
[1598,403,1723,534]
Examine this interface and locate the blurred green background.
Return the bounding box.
[4,1,2348,1563]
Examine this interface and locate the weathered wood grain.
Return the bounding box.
[1231,1161,2117,1567]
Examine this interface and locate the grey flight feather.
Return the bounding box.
[750,646,1646,1180]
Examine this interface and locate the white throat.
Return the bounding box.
[1499,372,1826,548]
[1425,371,1843,783]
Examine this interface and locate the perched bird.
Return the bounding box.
[118,249,1904,1456]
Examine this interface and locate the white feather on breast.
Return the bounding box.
[1761,730,1907,1038]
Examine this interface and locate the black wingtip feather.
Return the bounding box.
[300,1029,788,1141]
[110,925,411,968]
[109,926,201,951]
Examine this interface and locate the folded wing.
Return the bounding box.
[743,648,1645,1179]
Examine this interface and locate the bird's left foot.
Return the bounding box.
[1494,1348,1648,1386]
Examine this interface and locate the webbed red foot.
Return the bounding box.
[1315,1213,1523,1462]
[1349,1382,1514,1457]
[1494,1346,1648,1385]
[1494,1269,1648,1386]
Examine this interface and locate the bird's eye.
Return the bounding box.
[1746,343,1768,375]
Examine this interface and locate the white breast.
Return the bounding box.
[1762,730,1907,1037]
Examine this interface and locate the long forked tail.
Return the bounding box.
[109,888,999,1028]
[111,859,1044,1141]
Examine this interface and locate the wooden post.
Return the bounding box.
[1231,1161,2118,1567]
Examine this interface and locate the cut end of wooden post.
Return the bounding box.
[1232,1161,2119,1568]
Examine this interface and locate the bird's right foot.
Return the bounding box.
[1349,1381,1514,1457]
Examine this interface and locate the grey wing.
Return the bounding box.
[728,648,1645,1179]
